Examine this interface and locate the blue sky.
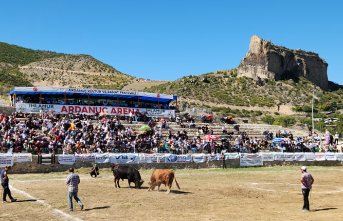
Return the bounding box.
[1,0,342,84]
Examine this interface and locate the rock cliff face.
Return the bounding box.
[237,36,328,90]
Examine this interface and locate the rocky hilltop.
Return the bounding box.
[237,36,328,90]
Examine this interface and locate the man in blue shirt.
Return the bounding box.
[1,166,16,203]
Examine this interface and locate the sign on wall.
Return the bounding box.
[0,154,13,167]
[16,103,175,117]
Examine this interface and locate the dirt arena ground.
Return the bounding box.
[1,166,343,221]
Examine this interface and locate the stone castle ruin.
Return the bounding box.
[237,35,328,90]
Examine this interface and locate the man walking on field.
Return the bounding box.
[300,166,314,211]
[1,166,16,203]
[66,167,84,211]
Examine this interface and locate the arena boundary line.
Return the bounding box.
[247,182,343,195]
[13,176,110,183]
[10,185,84,221]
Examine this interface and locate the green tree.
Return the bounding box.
[262,115,275,125]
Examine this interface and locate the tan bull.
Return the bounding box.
[148,169,180,194]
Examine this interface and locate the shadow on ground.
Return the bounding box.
[312,208,337,212]
[114,186,150,190]
[15,199,38,203]
[84,206,110,211]
[153,189,192,195]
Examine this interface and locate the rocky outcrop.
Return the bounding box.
[237,35,328,90]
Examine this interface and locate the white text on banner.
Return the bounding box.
[0,154,13,167]
[240,154,263,167]
[95,153,110,164]
[13,153,32,163]
[260,153,274,162]
[192,154,207,163]
[110,153,139,164]
[58,155,75,165]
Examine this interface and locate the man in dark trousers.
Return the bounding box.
[221,152,227,169]
[1,166,16,203]
[300,166,314,211]
[66,167,84,211]
[90,163,100,178]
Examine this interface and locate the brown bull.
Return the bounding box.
[148,169,180,194]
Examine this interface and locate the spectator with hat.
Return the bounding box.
[300,166,314,211]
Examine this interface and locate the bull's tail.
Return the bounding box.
[174,177,180,190]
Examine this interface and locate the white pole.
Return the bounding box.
[312,86,315,134]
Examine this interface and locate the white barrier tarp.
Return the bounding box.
[208,153,221,162]
[294,153,306,161]
[140,153,167,164]
[315,153,326,161]
[304,152,315,161]
[273,153,285,161]
[192,154,207,163]
[284,153,294,161]
[75,154,95,162]
[260,153,274,162]
[58,155,75,165]
[165,154,192,163]
[13,153,32,163]
[224,153,239,160]
[110,153,139,164]
[336,153,343,161]
[0,154,13,167]
[325,152,337,161]
[95,153,110,164]
[240,154,263,167]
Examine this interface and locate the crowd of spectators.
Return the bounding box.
[0,112,341,155]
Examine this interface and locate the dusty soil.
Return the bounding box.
[1,166,343,221]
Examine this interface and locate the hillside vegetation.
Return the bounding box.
[145,69,336,108]
[0,42,134,96]
[145,69,343,133]
[19,55,133,88]
[0,42,63,66]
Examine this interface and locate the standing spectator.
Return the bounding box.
[90,164,100,178]
[1,166,16,203]
[334,132,339,145]
[66,167,84,211]
[300,166,314,211]
[221,151,226,169]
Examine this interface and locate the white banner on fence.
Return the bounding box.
[140,153,166,164]
[192,154,207,163]
[75,154,95,162]
[95,153,110,164]
[58,155,75,165]
[294,153,306,161]
[260,153,274,162]
[325,152,337,161]
[0,154,13,167]
[13,153,32,163]
[110,153,139,164]
[207,153,221,162]
[283,153,294,162]
[315,153,326,161]
[273,153,285,161]
[165,154,192,163]
[336,153,343,161]
[240,154,263,167]
[304,152,316,161]
[16,103,175,118]
[224,153,240,160]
